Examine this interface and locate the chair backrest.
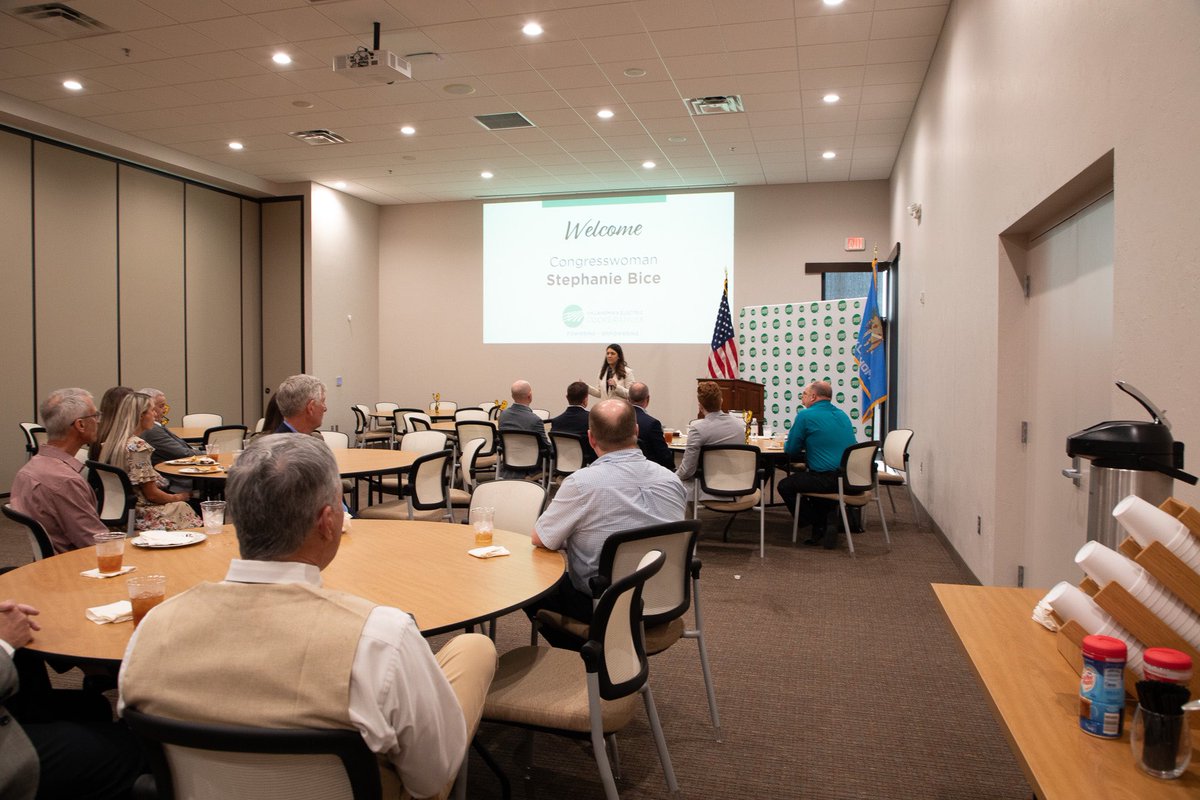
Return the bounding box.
[584,550,665,701]
[549,431,586,476]
[399,430,447,455]
[487,405,502,420]
[319,430,351,449]
[20,423,45,456]
[459,438,485,492]
[429,401,457,414]
[182,413,222,429]
[596,520,700,627]
[469,480,545,535]
[403,412,432,432]
[351,405,371,435]
[881,429,914,473]
[123,707,381,800]
[254,418,266,433]
[697,445,760,497]
[842,441,880,492]
[499,430,543,470]
[455,421,496,456]
[2,503,55,561]
[454,408,488,422]
[203,425,248,451]
[408,450,452,512]
[85,460,137,534]
[531,408,550,421]
[479,402,496,414]
[374,402,399,415]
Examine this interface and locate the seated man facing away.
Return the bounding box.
[10,388,109,553]
[138,387,196,494]
[549,380,596,463]
[627,381,674,471]
[530,399,686,647]
[497,379,551,479]
[119,434,496,799]
[675,380,745,499]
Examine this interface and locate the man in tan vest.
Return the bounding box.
[119,434,496,798]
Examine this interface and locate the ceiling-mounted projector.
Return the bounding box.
[332,47,412,85]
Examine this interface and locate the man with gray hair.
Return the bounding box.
[10,388,108,552]
[273,374,327,435]
[138,388,196,493]
[120,434,496,798]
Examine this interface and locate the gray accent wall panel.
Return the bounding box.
[185,185,243,425]
[33,142,118,404]
[0,131,35,492]
[119,166,185,401]
[261,200,303,398]
[241,200,263,424]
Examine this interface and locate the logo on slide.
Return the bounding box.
[562,305,584,328]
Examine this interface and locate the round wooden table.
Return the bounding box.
[156,448,421,481]
[0,521,564,664]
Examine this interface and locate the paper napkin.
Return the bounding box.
[468,546,511,559]
[86,600,133,624]
[80,565,137,579]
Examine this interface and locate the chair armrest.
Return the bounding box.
[588,574,611,596]
[580,640,603,673]
[689,556,703,580]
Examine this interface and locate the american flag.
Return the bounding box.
[707,277,738,379]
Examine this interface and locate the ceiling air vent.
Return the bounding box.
[288,129,350,146]
[4,2,112,38]
[684,95,745,116]
[474,112,535,131]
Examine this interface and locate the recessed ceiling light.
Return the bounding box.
[596,109,614,119]
[334,181,346,189]
[481,171,494,179]
[400,125,415,135]
[522,22,543,36]
[823,0,845,6]
[228,141,244,151]
[443,83,475,96]
[822,151,836,159]
[623,67,647,78]
[62,80,82,91]
[292,100,314,109]
[642,160,656,169]
[667,136,688,144]
[823,93,840,103]
[272,53,292,65]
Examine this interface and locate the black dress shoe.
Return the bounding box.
[802,537,823,547]
[822,531,838,549]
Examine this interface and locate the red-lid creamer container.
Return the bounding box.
[1079,634,1126,738]
[1143,647,1193,684]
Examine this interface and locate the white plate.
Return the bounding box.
[165,457,216,466]
[179,466,224,474]
[130,532,207,548]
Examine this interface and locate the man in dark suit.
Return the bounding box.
[549,381,595,463]
[628,382,674,470]
[274,374,327,436]
[498,380,551,479]
[139,388,196,493]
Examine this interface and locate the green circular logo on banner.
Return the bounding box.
[836,362,846,373]
[784,390,793,401]
[773,334,779,343]
[838,300,847,311]
[738,334,746,345]
[823,315,833,327]
[809,361,818,372]
[772,391,778,399]
[851,377,860,389]
[783,418,792,430]
[783,362,793,373]
[850,408,860,420]
[838,347,845,355]
[798,318,807,328]
[759,361,768,372]
[772,403,780,414]
[864,424,873,437]
[772,319,780,329]
[749,321,757,331]
[562,305,584,327]
[784,332,793,343]
[837,378,845,386]
[760,334,768,344]
[825,332,831,340]
[837,330,847,341]
[852,313,862,325]
[771,375,780,386]
[823,345,832,356]
[810,303,819,313]
[760,306,768,315]
[836,392,845,403]
[785,377,793,385]
[749,347,757,357]
[854,300,862,309]
[772,346,780,357]
[786,319,793,327]
[786,348,792,356]
[785,304,793,314]
[809,332,818,342]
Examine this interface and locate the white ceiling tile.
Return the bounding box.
[310,0,414,32]
[15,41,116,71]
[803,104,858,124]
[561,4,646,38]
[634,0,720,31]
[795,41,869,70]
[848,161,892,180]
[798,65,866,90]
[40,94,126,117]
[557,85,626,107]
[854,131,903,148]
[858,100,913,119]
[721,20,796,51]
[453,47,533,74]
[515,39,595,68]
[872,0,950,11]
[744,91,803,112]
[795,12,872,46]
[72,0,178,30]
[802,121,857,138]
[854,116,907,135]
[714,0,794,25]
[140,0,243,24]
[536,63,608,88]
[74,33,176,64]
[130,25,228,57]
[672,76,739,99]
[852,144,899,161]
[698,128,756,144]
[753,138,806,153]
[800,87,861,106]
[647,25,724,58]
[579,33,659,62]
[863,60,930,85]
[504,90,570,110]
[747,108,806,128]
[733,71,800,94]
[611,79,681,103]
[627,99,688,119]
[0,16,54,48]
[250,7,349,40]
[861,82,920,104]
[75,64,166,90]
[422,19,508,51]
[187,17,287,49]
[182,51,268,80]
[662,53,731,80]
[869,6,948,40]
[481,69,553,93]
[728,48,798,75]
[867,36,937,64]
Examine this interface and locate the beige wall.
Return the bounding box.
[0,133,274,491]
[377,182,890,431]
[890,0,1200,584]
[309,184,380,435]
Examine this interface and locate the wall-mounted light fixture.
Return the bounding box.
[906,203,922,224]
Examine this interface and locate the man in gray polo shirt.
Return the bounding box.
[531,398,685,644]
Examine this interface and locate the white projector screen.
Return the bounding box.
[483,192,734,343]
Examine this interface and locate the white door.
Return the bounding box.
[1021,194,1114,588]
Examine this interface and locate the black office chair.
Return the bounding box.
[1,503,55,572]
[123,707,382,800]
[85,460,138,536]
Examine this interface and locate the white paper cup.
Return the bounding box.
[1113,495,1188,548]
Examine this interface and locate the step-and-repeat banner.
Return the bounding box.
[737,299,873,442]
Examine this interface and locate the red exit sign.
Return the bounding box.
[844,237,865,251]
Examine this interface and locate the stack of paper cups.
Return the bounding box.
[1074,541,1200,653]
[1043,581,1146,679]
[1112,494,1200,573]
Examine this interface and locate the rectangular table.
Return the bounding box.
[933,583,1199,799]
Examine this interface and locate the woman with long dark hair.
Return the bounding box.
[588,343,633,400]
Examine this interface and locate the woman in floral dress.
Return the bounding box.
[99,392,200,531]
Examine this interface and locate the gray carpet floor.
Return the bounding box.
[1,493,1032,799]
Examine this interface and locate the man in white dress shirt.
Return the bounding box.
[119,434,495,798]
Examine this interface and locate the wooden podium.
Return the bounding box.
[700,378,765,430]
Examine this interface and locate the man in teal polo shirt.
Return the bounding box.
[778,381,857,549]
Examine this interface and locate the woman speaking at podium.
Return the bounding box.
[588,343,633,400]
